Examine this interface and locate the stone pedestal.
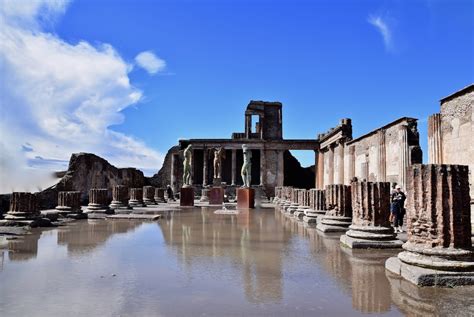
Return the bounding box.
[341,182,403,249]
[4,192,41,221]
[86,189,112,214]
[237,188,255,209]
[154,188,166,203]
[200,188,210,202]
[143,186,157,205]
[56,191,84,218]
[209,187,224,205]
[180,187,195,207]
[317,184,352,233]
[385,164,474,286]
[109,185,131,212]
[213,177,222,186]
[129,188,145,207]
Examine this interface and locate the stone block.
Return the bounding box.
[209,187,224,205]
[237,188,255,209]
[180,187,195,207]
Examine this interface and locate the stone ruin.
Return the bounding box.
[303,189,326,224]
[154,188,166,203]
[56,191,85,219]
[293,189,310,219]
[340,182,402,249]
[109,185,131,212]
[85,189,112,215]
[129,188,145,207]
[143,186,157,205]
[385,164,473,286]
[3,192,41,223]
[317,184,352,233]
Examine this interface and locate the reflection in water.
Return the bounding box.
[57,219,143,255]
[0,208,473,316]
[159,208,291,303]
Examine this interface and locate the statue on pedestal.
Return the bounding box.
[241,144,252,187]
[183,144,192,187]
[213,147,226,179]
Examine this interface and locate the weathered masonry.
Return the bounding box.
[157,100,423,196]
[428,84,474,231]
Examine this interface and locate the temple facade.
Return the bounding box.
[156,100,422,197]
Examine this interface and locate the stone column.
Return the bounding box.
[277,150,284,187]
[170,154,176,193]
[346,146,355,184]
[341,181,402,249]
[317,184,352,233]
[231,149,237,185]
[428,113,443,164]
[294,189,310,219]
[4,192,40,221]
[203,148,208,186]
[245,114,251,138]
[398,125,409,190]
[109,185,130,211]
[143,186,156,205]
[377,129,387,182]
[385,164,474,286]
[303,189,327,223]
[129,188,145,207]
[260,148,265,186]
[154,188,166,203]
[86,189,111,214]
[328,147,335,185]
[316,151,324,189]
[56,191,82,215]
[337,142,345,184]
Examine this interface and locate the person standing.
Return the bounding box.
[390,185,406,233]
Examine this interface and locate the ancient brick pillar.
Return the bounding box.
[341,182,402,249]
[317,184,352,232]
[86,189,111,214]
[110,185,130,210]
[154,188,166,203]
[377,130,387,182]
[294,189,310,219]
[4,192,40,220]
[129,188,145,207]
[385,164,474,286]
[56,191,82,214]
[303,189,327,224]
[143,186,156,205]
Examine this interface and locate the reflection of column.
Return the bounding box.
[277,150,284,186]
[170,154,176,192]
[377,130,386,182]
[203,148,208,186]
[428,113,443,164]
[317,151,324,189]
[231,149,236,185]
[260,149,265,186]
[398,125,409,190]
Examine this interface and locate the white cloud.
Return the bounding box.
[0,0,164,193]
[135,50,166,75]
[368,15,393,51]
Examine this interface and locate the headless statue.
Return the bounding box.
[241,144,252,187]
[183,144,192,187]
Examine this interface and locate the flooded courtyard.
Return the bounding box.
[1,207,473,317]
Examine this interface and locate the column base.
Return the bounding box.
[294,206,310,219]
[143,199,157,206]
[237,188,255,209]
[129,200,146,207]
[180,187,195,207]
[341,234,404,249]
[86,204,113,214]
[316,215,351,233]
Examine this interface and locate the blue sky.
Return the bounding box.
[0,0,473,191]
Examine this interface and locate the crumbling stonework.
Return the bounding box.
[317,185,352,232]
[340,182,402,249]
[86,189,111,214]
[4,192,40,221]
[303,189,326,224]
[56,191,82,215]
[109,185,131,210]
[385,164,474,286]
[143,186,157,205]
[129,188,145,207]
[154,188,166,203]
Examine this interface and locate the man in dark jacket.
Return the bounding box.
[390,185,406,233]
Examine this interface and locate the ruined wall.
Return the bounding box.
[149,145,181,189]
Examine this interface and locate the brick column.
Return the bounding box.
[231,149,237,185]
[385,164,474,286]
[203,148,208,186]
[110,185,130,210]
[4,192,40,220]
[56,191,82,214]
[86,188,111,214]
[341,182,402,249]
[317,184,352,232]
[129,188,145,207]
[428,114,443,164]
[154,188,166,203]
[377,130,387,182]
[143,186,156,205]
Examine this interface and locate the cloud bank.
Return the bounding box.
[0,0,164,193]
[368,14,393,51]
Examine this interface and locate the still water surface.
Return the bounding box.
[0,207,473,316]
